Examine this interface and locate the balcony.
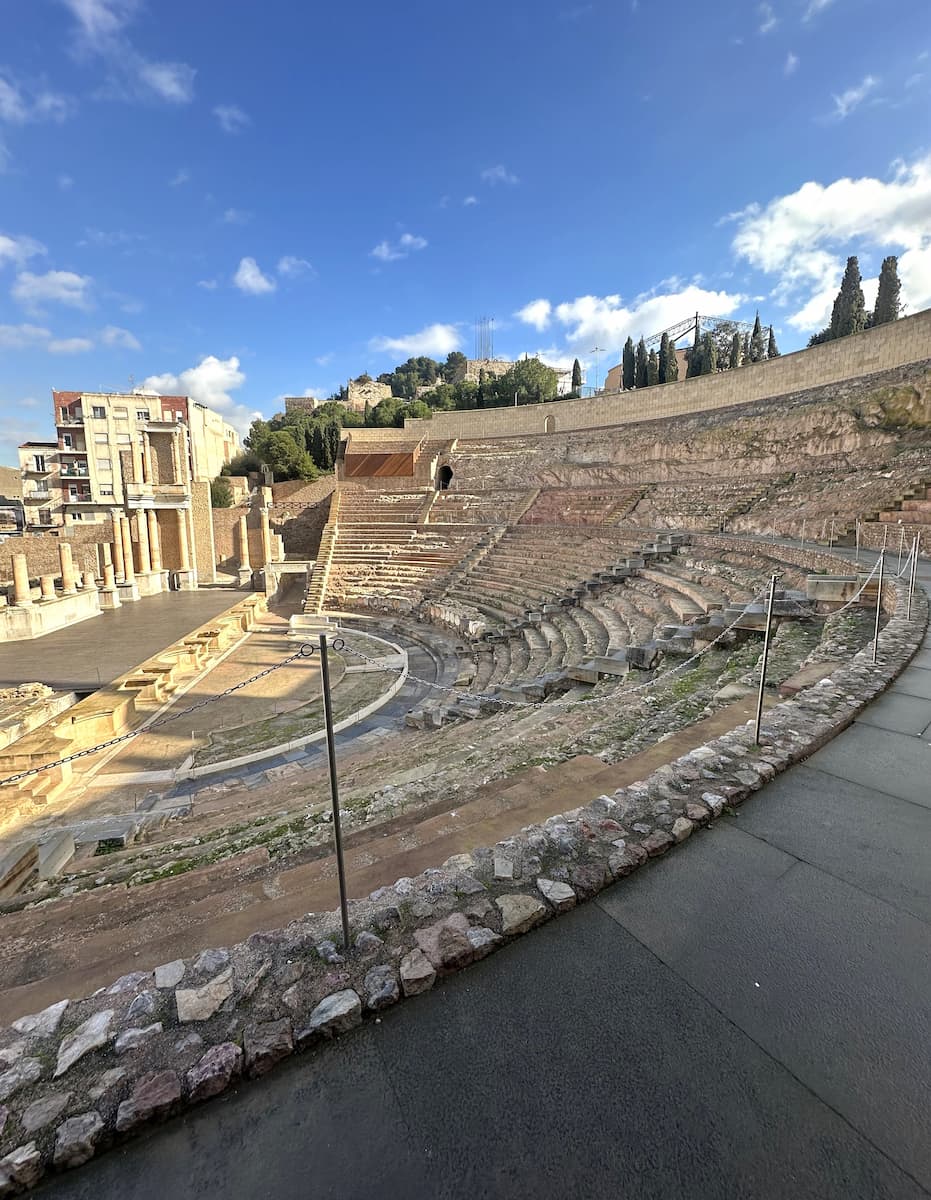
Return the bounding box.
[24,488,52,502]
[57,415,84,426]
[58,445,88,455]
[24,463,54,476]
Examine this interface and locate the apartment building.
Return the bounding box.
[18,442,61,530]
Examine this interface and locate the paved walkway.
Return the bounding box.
[35,557,931,1200]
[0,590,243,691]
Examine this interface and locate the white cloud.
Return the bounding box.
[233,256,276,295]
[371,233,428,262]
[0,233,46,270]
[58,173,74,190]
[169,167,190,186]
[515,285,745,351]
[463,195,478,206]
[61,0,195,105]
[784,52,799,76]
[315,353,334,366]
[730,153,931,328]
[515,299,552,331]
[481,164,519,186]
[222,207,251,225]
[831,74,878,119]
[197,278,218,290]
[370,323,462,358]
[141,354,256,438]
[803,0,834,20]
[0,73,75,124]
[0,323,51,349]
[100,324,141,349]
[213,104,250,134]
[12,269,93,313]
[277,255,313,277]
[79,227,143,247]
[758,3,778,34]
[48,336,94,354]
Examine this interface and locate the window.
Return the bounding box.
[71,512,83,520]
[99,485,114,497]
[116,433,131,444]
[136,410,150,421]
[61,434,73,449]
[33,454,46,472]
[96,458,112,472]
[68,486,79,500]
[92,406,106,419]
[94,433,109,444]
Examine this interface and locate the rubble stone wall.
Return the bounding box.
[0,523,115,586]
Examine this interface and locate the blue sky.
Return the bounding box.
[1,0,929,463]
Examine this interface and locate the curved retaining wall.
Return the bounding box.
[0,541,925,1190]
[397,307,931,440]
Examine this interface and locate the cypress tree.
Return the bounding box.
[571,357,582,392]
[749,312,765,362]
[767,327,780,358]
[829,256,866,339]
[622,337,635,390]
[701,331,717,375]
[635,337,648,389]
[686,323,701,378]
[742,331,750,363]
[647,348,659,386]
[729,331,742,369]
[872,255,901,326]
[664,337,678,382]
[363,400,372,425]
[658,332,669,384]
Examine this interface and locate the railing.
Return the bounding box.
[57,415,84,426]
[24,489,51,501]
[60,469,90,479]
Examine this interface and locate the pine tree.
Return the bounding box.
[635,337,648,388]
[571,357,582,392]
[622,337,635,390]
[664,338,679,382]
[872,255,901,327]
[767,327,780,358]
[647,348,659,386]
[749,312,765,362]
[729,331,742,369]
[829,256,867,339]
[658,333,669,384]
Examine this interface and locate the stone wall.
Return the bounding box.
[189,483,216,585]
[394,307,931,440]
[0,524,115,586]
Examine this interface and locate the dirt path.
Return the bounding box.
[0,695,758,1024]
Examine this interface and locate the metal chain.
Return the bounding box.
[0,643,318,788]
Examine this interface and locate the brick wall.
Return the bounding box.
[391,307,931,441]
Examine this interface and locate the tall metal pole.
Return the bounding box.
[906,536,918,621]
[897,524,905,572]
[590,346,605,393]
[319,632,351,951]
[872,550,885,665]
[754,574,779,746]
[855,519,860,565]
[800,518,806,551]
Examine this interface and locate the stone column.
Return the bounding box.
[40,574,56,601]
[99,560,121,610]
[276,534,285,560]
[58,542,77,595]
[260,508,272,566]
[176,509,191,570]
[237,513,253,587]
[11,553,32,606]
[131,439,145,485]
[141,435,152,484]
[82,569,97,590]
[112,532,125,583]
[120,516,136,583]
[134,511,152,575]
[103,562,116,589]
[147,510,162,573]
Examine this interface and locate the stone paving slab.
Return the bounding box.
[889,663,931,700]
[855,689,931,736]
[598,842,931,1192]
[806,723,931,809]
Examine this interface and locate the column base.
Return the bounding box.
[135,571,164,598]
[98,587,122,610]
[238,567,254,589]
[174,569,198,591]
[117,581,140,602]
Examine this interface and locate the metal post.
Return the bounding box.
[872,550,885,665]
[800,518,806,551]
[906,536,918,621]
[771,517,776,543]
[754,574,779,745]
[882,524,888,551]
[897,524,905,572]
[855,519,860,564]
[829,517,835,549]
[319,632,351,951]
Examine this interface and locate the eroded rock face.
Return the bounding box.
[297,991,361,1044]
[21,1092,70,1134]
[175,969,234,1024]
[0,1060,41,1103]
[53,1112,105,1168]
[244,1021,293,1078]
[115,1071,181,1133]
[399,949,436,997]
[414,914,474,972]
[11,1000,69,1040]
[537,878,576,912]
[363,966,399,1011]
[496,894,547,937]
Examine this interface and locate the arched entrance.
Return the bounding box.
[544,415,556,434]
[437,464,453,490]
